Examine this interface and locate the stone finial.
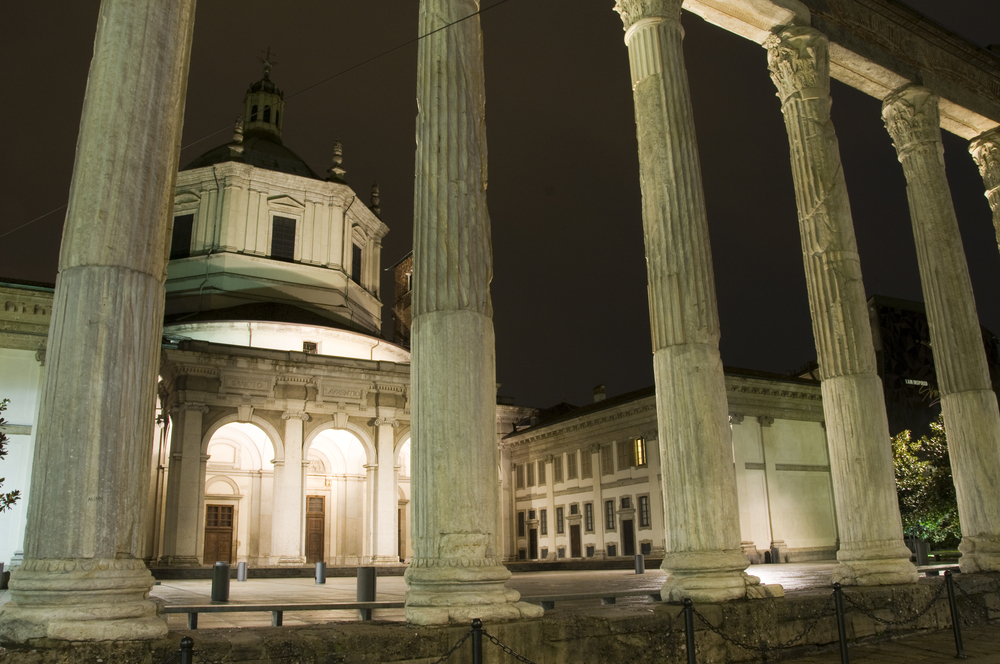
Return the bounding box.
[593,384,606,403]
[328,139,347,182]
[765,27,829,106]
[370,181,381,217]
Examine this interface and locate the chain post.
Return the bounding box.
[945,571,967,659]
[833,583,850,664]
[179,636,194,664]
[683,598,697,664]
[472,618,483,664]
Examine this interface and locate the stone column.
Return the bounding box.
[543,456,556,558]
[0,0,195,643]
[372,417,399,564]
[590,445,606,558]
[271,411,307,565]
[403,0,542,624]
[969,128,1000,254]
[883,86,1000,573]
[160,402,209,566]
[765,27,916,585]
[615,0,772,602]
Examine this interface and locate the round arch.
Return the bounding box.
[202,411,284,461]
[393,433,411,467]
[205,474,241,495]
[304,420,375,464]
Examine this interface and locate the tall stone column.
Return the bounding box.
[615,0,774,601]
[883,86,1000,573]
[271,411,307,565]
[372,417,399,564]
[0,0,195,643]
[160,402,209,566]
[969,128,1000,254]
[765,27,917,585]
[590,445,606,558]
[543,456,556,557]
[403,0,542,624]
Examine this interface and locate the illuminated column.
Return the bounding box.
[883,86,1000,573]
[969,128,1000,254]
[766,26,916,585]
[543,456,556,557]
[615,0,775,602]
[403,0,543,624]
[160,401,209,566]
[372,417,400,564]
[271,411,307,565]
[0,0,195,642]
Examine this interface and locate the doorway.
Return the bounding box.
[570,524,581,558]
[204,504,234,564]
[306,495,325,563]
[529,528,538,560]
[622,519,635,556]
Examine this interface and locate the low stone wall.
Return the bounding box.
[2,575,998,663]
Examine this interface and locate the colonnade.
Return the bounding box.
[1,0,999,641]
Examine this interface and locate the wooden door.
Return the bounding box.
[204,505,233,564]
[622,519,635,556]
[570,525,581,558]
[306,495,325,563]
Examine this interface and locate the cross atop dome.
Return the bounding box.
[260,47,278,79]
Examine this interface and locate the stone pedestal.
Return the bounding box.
[271,412,307,565]
[402,0,542,625]
[883,86,1000,574]
[615,0,778,602]
[969,128,1000,254]
[766,26,916,586]
[0,0,196,642]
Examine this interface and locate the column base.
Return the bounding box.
[371,555,403,566]
[404,558,544,625]
[0,558,166,643]
[271,556,307,566]
[661,549,784,602]
[959,536,1000,573]
[831,541,918,585]
[157,555,201,567]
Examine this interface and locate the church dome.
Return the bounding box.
[183,135,319,179]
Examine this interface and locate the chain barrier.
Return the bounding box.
[430,628,474,664]
[481,627,539,664]
[954,577,1000,618]
[839,577,946,627]
[689,591,836,661]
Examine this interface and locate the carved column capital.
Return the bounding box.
[614,0,681,30]
[882,85,941,161]
[170,402,209,414]
[970,128,1000,192]
[758,415,775,427]
[765,26,829,106]
[374,417,399,428]
[729,413,745,425]
[282,411,311,422]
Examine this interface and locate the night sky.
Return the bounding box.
[3,1,999,409]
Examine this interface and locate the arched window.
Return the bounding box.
[263,105,271,123]
[275,110,280,126]
[250,105,258,122]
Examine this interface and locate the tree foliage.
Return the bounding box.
[0,398,22,513]
[892,416,960,547]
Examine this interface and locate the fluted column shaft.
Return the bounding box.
[0,0,195,643]
[883,86,1000,573]
[616,0,772,602]
[403,0,541,624]
[969,128,1000,254]
[766,26,916,586]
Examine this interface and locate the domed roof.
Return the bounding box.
[182,134,320,179]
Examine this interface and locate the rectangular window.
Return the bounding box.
[540,509,547,536]
[526,462,535,487]
[351,243,363,283]
[567,451,577,479]
[205,504,233,528]
[541,547,548,560]
[170,214,194,259]
[519,549,526,560]
[584,503,594,532]
[570,504,579,515]
[580,449,592,479]
[302,341,318,354]
[558,547,566,559]
[641,542,652,555]
[607,543,618,557]
[556,507,564,534]
[586,545,595,558]
[601,445,614,476]
[517,511,525,537]
[620,496,631,509]
[639,495,651,528]
[528,509,536,520]
[634,437,647,468]
[271,216,296,261]
[553,455,563,483]
[516,464,524,489]
[617,441,629,471]
[537,460,546,485]
[605,499,615,531]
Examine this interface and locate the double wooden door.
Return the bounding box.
[204,504,233,564]
[306,495,325,563]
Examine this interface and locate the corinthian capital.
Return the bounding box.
[882,85,941,160]
[614,0,681,30]
[970,128,1000,191]
[765,26,830,105]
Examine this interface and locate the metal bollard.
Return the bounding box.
[683,598,696,664]
[179,636,194,664]
[945,571,967,659]
[472,618,483,664]
[357,566,377,620]
[634,554,645,574]
[315,561,326,584]
[237,561,248,582]
[833,583,850,664]
[210,561,230,602]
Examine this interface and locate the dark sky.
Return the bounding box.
[3,1,999,409]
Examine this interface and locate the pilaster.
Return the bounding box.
[271,410,307,565]
[766,26,915,585]
[883,86,1000,573]
[372,416,399,564]
[160,401,209,566]
[616,0,773,601]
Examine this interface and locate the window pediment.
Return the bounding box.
[267,194,305,211]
